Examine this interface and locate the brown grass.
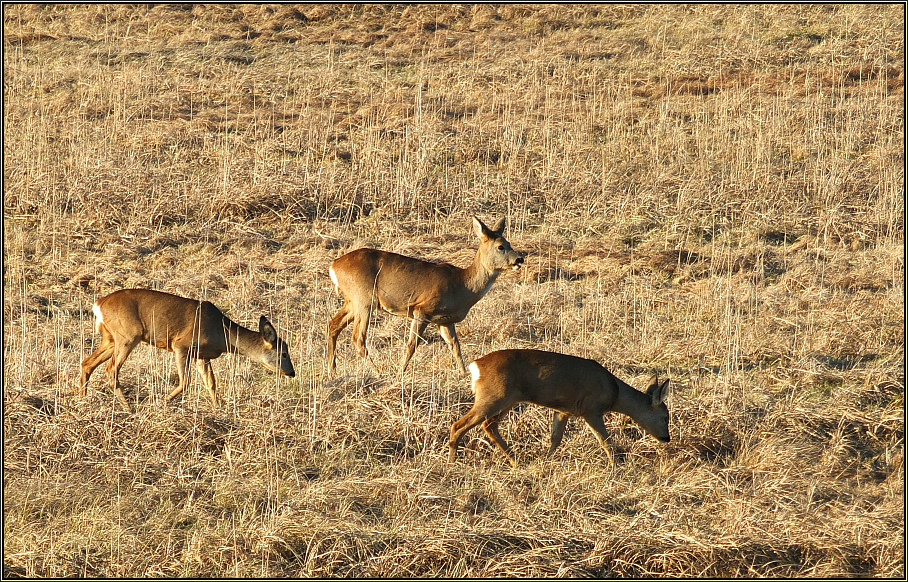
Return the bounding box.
[3,4,904,577]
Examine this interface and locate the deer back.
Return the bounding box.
[95,289,228,356]
[331,249,477,320]
[471,349,620,414]
[328,216,523,324]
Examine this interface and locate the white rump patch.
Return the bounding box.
[468,361,480,393]
[329,266,339,292]
[92,303,104,332]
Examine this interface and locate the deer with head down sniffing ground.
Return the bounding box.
[79,289,295,411]
[448,349,670,464]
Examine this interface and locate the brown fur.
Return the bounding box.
[79,289,295,411]
[449,349,670,463]
[326,216,524,377]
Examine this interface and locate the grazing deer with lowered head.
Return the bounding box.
[327,216,524,378]
[79,289,295,412]
[448,349,670,464]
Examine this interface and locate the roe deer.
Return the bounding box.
[79,289,295,411]
[326,216,524,378]
[448,349,670,463]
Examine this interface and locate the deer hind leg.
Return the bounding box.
[448,406,488,463]
[400,315,428,378]
[439,324,467,374]
[481,412,515,462]
[349,304,373,360]
[448,391,516,462]
[107,335,141,412]
[546,411,572,459]
[197,359,219,408]
[326,302,354,374]
[79,324,115,396]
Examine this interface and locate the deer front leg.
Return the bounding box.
[197,359,219,408]
[582,413,615,466]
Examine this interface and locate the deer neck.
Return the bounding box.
[223,318,257,356]
[462,253,501,298]
[611,376,648,417]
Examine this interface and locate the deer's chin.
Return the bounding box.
[265,364,294,377]
[511,264,522,271]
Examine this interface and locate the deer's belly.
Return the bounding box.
[382,302,466,323]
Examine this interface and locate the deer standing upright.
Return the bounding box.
[326,216,524,377]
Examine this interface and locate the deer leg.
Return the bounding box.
[197,359,219,408]
[79,325,115,396]
[581,413,615,465]
[350,306,372,359]
[400,316,428,378]
[482,413,515,462]
[546,411,572,458]
[108,336,140,413]
[165,348,191,403]
[448,406,488,463]
[348,304,383,373]
[439,324,467,374]
[326,303,353,374]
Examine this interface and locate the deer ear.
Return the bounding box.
[651,379,670,406]
[260,316,277,344]
[472,216,493,240]
[490,216,506,235]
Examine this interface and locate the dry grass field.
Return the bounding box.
[3,4,904,577]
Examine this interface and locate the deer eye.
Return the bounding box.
[498,245,505,250]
